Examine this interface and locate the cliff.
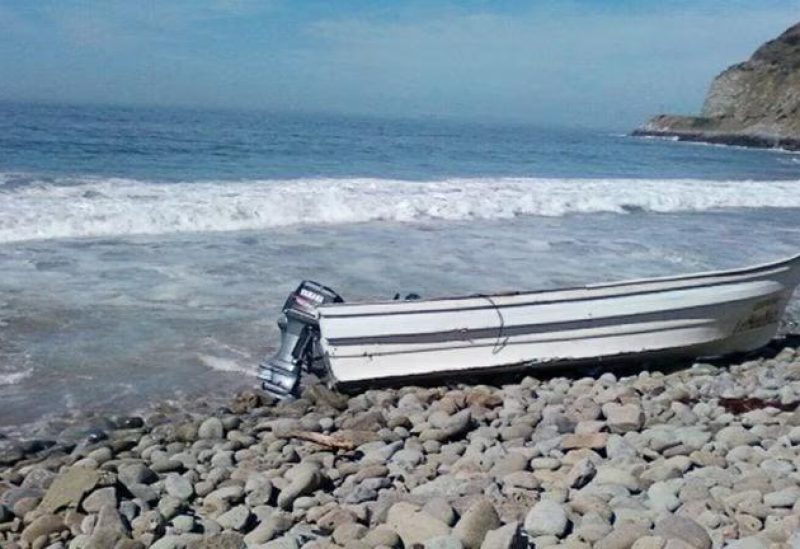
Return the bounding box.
[634,22,800,150]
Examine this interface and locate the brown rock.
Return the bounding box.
[20,513,66,546]
[561,432,609,450]
[39,468,103,513]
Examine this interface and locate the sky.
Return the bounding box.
[1,0,799,128]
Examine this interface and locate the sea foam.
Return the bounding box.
[1,174,799,243]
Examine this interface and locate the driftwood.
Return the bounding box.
[280,429,379,451]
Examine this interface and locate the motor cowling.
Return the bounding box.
[258,281,343,398]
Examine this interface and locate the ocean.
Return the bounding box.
[1,101,799,432]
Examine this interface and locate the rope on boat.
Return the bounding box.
[481,295,510,354]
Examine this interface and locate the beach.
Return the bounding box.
[2,338,800,547]
[2,103,800,547]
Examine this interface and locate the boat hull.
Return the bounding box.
[318,254,800,385]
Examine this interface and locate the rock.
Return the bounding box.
[574,512,612,543]
[165,474,194,501]
[171,514,196,535]
[150,459,184,474]
[602,403,644,433]
[198,417,225,439]
[0,440,23,465]
[490,453,529,477]
[332,522,369,545]
[631,537,666,549]
[0,503,11,522]
[20,513,66,545]
[499,424,534,442]
[723,538,769,549]
[561,432,608,450]
[13,495,40,517]
[420,410,472,442]
[453,498,501,549]
[715,425,758,449]
[95,503,129,535]
[364,525,403,548]
[425,535,465,549]
[479,523,522,549]
[82,486,117,513]
[386,502,451,546]
[215,505,251,531]
[423,498,458,527]
[195,531,246,548]
[523,499,568,538]
[594,466,640,492]
[653,515,711,549]
[501,471,540,491]
[118,463,157,486]
[278,463,322,509]
[39,468,103,512]
[647,481,680,512]
[244,510,292,545]
[21,468,56,491]
[392,448,425,469]
[596,523,651,549]
[764,486,800,507]
[303,384,349,410]
[567,458,596,488]
[412,474,491,498]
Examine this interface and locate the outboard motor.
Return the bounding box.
[258,281,343,398]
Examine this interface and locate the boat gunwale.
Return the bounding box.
[319,253,800,318]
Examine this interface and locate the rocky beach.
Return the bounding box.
[2,338,800,549]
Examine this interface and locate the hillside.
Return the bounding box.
[634,22,800,150]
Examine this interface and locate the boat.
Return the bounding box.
[258,253,800,398]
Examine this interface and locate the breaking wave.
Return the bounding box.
[1,174,800,243]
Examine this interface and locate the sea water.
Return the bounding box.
[1,101,799,431]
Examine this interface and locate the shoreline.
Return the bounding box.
[631,128,800,153]
[2,336,800,547]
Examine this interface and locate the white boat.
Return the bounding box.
[259,253,800,397]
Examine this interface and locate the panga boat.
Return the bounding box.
[259,253,800,398]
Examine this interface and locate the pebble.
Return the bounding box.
[602,403,645,433]
[386,502,451,546]
[164,474,194,501]
[81,486,117,513]
[198,417,225,439]
[425,535,465,549]
[523,499,568,538]
[653,515,711,549]
[452,498,501,548]
[278,463,322,509]
[215,504,251,531]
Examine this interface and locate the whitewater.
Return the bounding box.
[3,174,800,243]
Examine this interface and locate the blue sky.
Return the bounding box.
[1,0,798,128]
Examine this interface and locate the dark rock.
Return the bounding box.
[113,416,144,429]
[19,439,56,455]
[0,441,23,465]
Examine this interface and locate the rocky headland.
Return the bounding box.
[634,22,800,150]
[2,338,800,548]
